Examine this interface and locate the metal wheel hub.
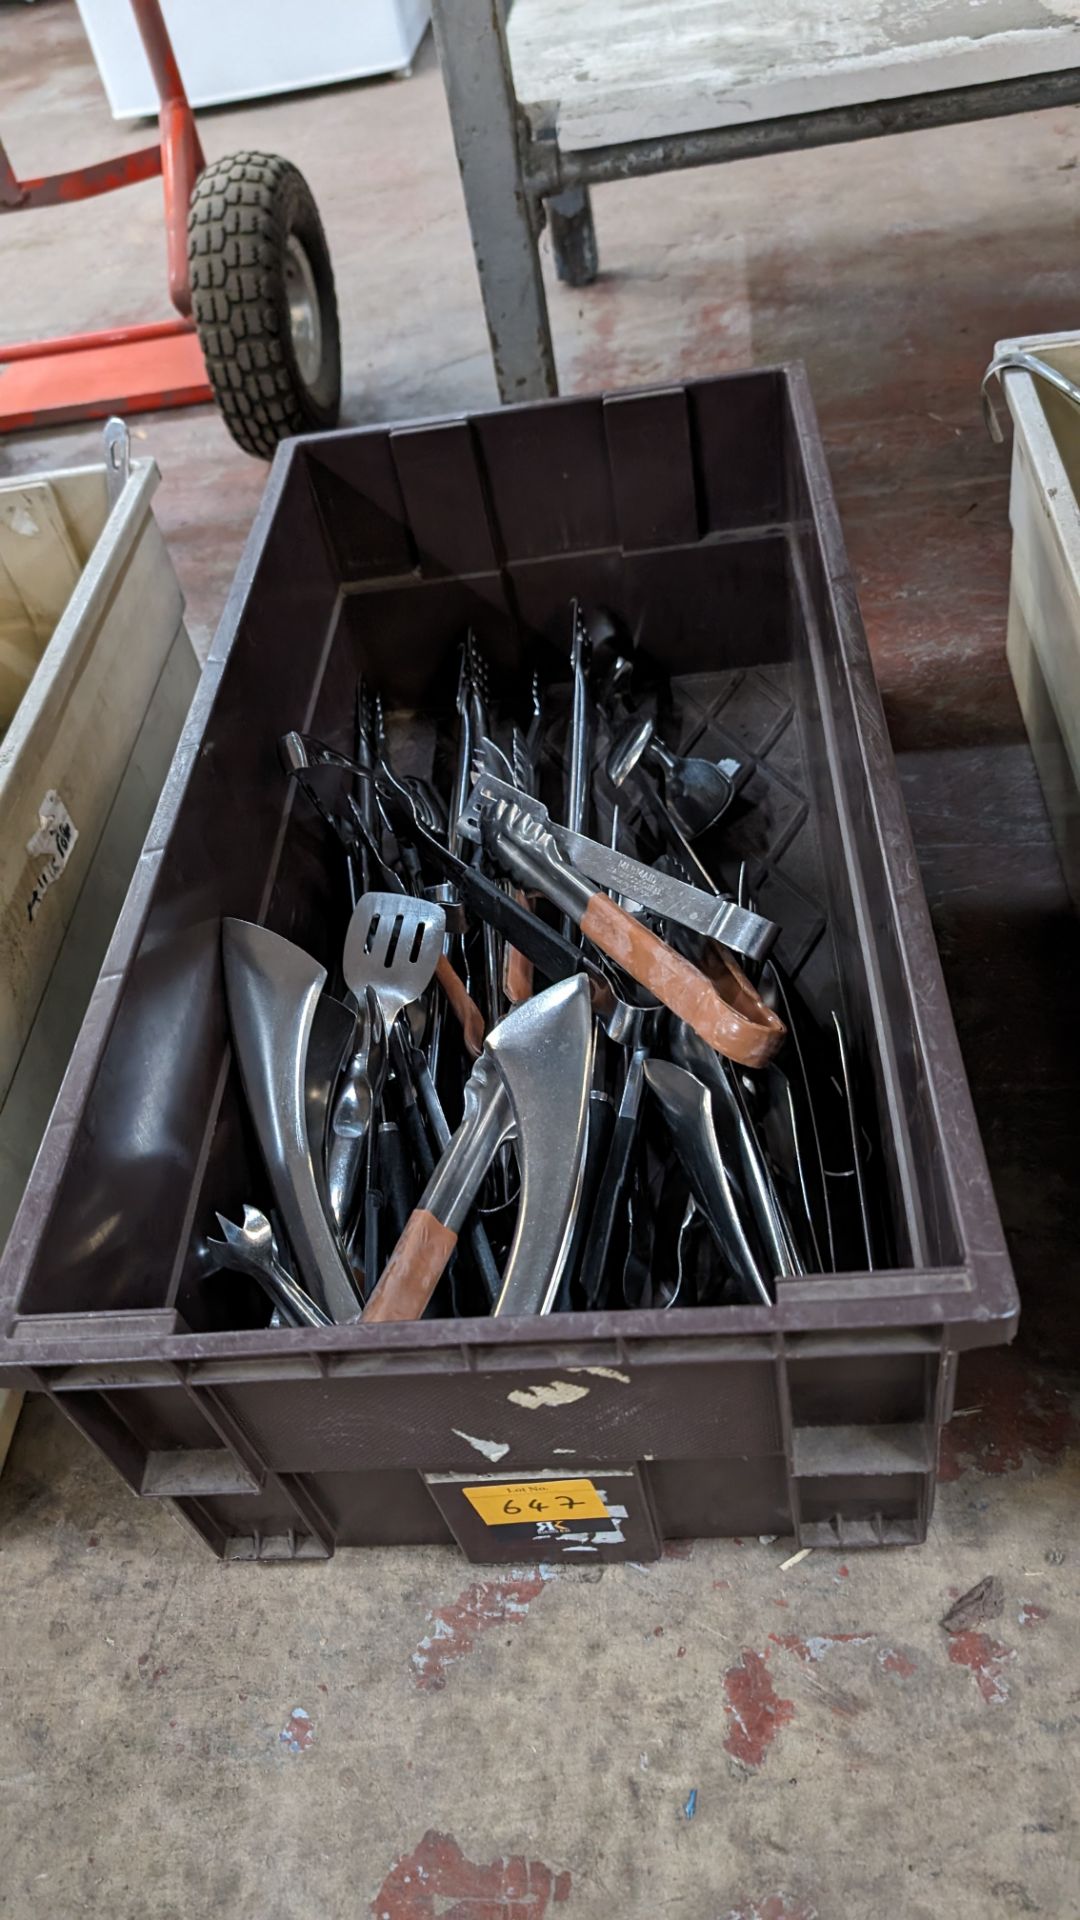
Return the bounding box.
[284,234,323,388]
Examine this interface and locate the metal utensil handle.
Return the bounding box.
[567,607,590,838]
[579,1048,646,1308]
[207,1221,333,1330]
[264,1257,334,1328]
[580,891,785,1067]
[468,773,778,961]
[362,1066,512,1322]
[394,1028,502,1307]
[564,831,777,961]
[362,1210,460,1323]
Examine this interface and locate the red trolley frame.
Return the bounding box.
[0,0,213,430]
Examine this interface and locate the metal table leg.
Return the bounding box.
[430,0,557,403]
[548,185,598,288]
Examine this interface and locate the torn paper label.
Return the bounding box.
[25,790,78,923]
[508,1380,589,1410]
[452,1429,510,1464]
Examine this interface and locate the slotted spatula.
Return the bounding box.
[333,893,448,1260]
[343,891,446,1051]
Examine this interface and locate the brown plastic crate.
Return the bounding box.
[0,367,1017,1562]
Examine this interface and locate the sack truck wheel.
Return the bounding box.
[188,151,341,460]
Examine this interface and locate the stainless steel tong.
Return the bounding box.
[460,770,776,963]
[363,976,594,1322]
[458,775,785,1068]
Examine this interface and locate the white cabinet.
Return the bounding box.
[76,0,430,119]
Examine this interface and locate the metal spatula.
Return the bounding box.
[343,892,446,1036]
[327,893,447,1250]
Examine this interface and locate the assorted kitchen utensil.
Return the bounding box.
[208,610,882,1327]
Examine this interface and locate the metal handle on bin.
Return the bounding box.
[981,348,1080,444]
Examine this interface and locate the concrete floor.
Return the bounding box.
[2,5,1080,1916]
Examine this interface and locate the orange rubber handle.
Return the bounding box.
[700,942,786,1042]
[436,955,484,1058]
[579,891,785,1067]
[503,890,535,1003]
[361,1209,459,1322]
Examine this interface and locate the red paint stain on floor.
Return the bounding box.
[1018,1603,1049,1629]
[877,1647,917,1679]
[663,1540,694,1560]
[722,1896,818,1920]
[722,1650,795,1768]
[371,1830,571,1919]
[769,1633,873,1665]
[946,1630,1016,1705]
[411,1573,548,1692]
[279,1708,315,1753]
[938,1349,1078,1481]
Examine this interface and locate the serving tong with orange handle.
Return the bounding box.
[458,776,785,1070]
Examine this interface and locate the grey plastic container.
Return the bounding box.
[0,367,1017,1562]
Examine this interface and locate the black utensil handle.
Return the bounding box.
[378,1121,413,1243]
[362,1129,381,1303]
[581,1105,640,1308]
[399,1080,437,1185]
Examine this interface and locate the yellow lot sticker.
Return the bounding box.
[463,1478,610,1528]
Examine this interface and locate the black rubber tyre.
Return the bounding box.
[189,151,341,460]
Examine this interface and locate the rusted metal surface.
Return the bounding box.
[0,143,164,212]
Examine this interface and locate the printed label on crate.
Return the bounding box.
[24,790,78,923]
[462,1478,610,1528]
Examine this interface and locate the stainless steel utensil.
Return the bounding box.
[608,714,740,839]
[460,779,784,1065]
[830,1011,875,1271]
[643,1058,774,1306]
[566,599,591,840]
[363,975,595,1323]
[460,635,504,1028]
[305,990,362,1178]
[579,1041,648,1307]
[223,919,363,1324]
[669,1020,803,1283]
[330,893,446,1237]
[344,892,446,1052]
[325,988,383,1236]
[206,1207,332,1329]
[462,768,777,963]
